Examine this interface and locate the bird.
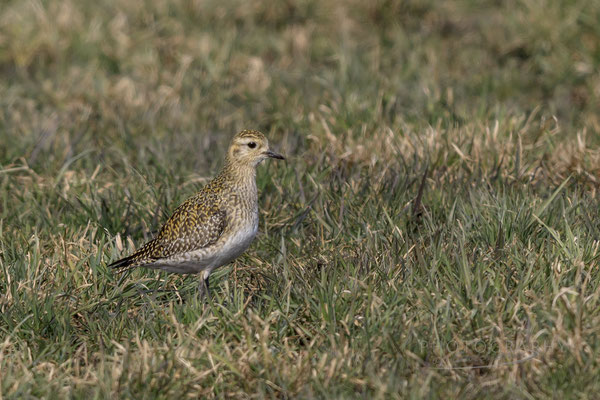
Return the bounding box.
[109,129,285,297]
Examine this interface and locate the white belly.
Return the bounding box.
[215,220,258,266]
[155,214,258,274]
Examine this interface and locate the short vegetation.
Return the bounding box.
[1,0,600,398]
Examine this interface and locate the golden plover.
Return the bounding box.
[109,129,285,296]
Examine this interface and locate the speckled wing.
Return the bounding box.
[110,192,226,269]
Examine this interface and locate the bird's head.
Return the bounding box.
[227,129,285,167]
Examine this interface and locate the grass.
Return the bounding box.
[1,0,600,398]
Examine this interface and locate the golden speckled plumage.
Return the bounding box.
[109,130,285,295]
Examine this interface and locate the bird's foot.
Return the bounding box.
[197,276,210,300]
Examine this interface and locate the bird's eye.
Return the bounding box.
[247,142,257,149]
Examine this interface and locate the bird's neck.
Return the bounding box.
[214,161,258,212]
[218,160,257,187]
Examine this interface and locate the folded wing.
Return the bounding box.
[109,192,227,270]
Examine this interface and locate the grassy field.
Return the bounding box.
[1,0,600,398]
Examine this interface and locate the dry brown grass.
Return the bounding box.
[1,0,600,398]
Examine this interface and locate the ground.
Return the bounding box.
[1,0,600,398]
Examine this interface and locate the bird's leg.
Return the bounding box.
[198,270,211,299]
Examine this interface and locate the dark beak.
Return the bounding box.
[265,150,285,160]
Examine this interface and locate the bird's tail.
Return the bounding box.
[109,239,160,270]
[108,254,137,270]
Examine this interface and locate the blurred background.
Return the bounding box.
[1,0,599,174]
